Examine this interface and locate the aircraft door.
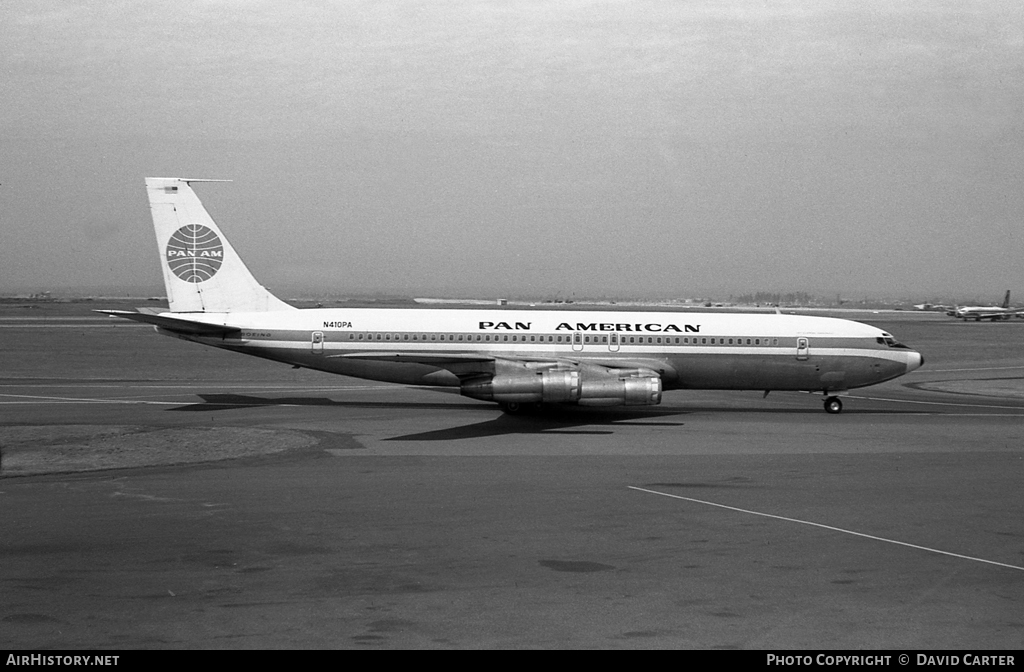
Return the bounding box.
[608,332,620,352]
[572,332,584,352]
[796,337,809,361]
[312,331,325,354]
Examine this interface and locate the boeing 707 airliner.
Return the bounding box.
[951,291,1024,321]
[101,178,924,414]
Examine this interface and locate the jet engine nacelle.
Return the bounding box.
[578,373,662,406]
[460,366,662,406]
[460,369,580,403]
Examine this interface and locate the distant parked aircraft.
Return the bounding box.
[913,302,953,312]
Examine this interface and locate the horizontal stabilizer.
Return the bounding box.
[96,309,240,336]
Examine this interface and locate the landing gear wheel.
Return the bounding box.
[824,397,843,414]
[500,401,523,414]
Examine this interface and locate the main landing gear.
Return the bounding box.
[823,396,843,414]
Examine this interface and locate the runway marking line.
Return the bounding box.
[0,393,181,406]
[0,382,399,390]
[629,486,1024,573]
[846,394,1024,411]
[0,385,404,405]
[925,365,1024,373]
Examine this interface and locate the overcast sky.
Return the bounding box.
[2,1,1022,301]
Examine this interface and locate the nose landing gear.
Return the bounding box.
[824,396,843,414]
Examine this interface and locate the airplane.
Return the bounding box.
[100,177,925,415]
[951,291,1024,321]
[913,302,953,312]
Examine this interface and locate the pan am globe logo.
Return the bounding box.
[166,224,224,283]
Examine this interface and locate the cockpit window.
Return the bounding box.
[877,334,909,349]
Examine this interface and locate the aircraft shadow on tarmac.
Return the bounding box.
[169,393,688,440]
[169,392,486,413]
[383,409,689,441]
[169,393,929,441]
[377,405,929,441]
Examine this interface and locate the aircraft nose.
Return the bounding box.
[907,351,924,372]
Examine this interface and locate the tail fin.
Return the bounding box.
[145,178,294,313]
[1003,290,1011,309]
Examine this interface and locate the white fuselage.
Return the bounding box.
[161,307,923,394]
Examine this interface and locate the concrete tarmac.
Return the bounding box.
[2,309,1023,648]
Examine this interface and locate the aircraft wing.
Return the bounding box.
[334,351,675,380]
[96,309,241,336]
[334,352,551,379]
